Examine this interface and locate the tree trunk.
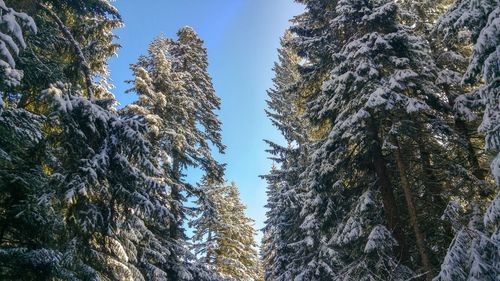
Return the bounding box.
[395,139,433,280]
[454,119,486,180]
[369,119,409,263]
[416,140,448,212]
[170,160,181,240]
[206,228,213,264]
[443,86,485,181]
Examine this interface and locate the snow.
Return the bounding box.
[484,192,500,229]
[464,6,500,83]
[364,225,397,253]
[0,0,36,86]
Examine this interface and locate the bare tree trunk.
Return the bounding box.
[369,119,409,263]
[170,159,181,240]
[454,119,486,180]
[395,139,433,280]
[417,140,448,211]
[443,86,485,181]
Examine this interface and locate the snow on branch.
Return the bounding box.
[38,3,94,100]
[0,0,37,86]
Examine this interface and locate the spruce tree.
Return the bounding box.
[42,83,165,280]
[126,27,225,280]
[3,0,123,105]
[0,5,66,279]
[261,30,308,281]
[433,1,500,280]
[0,94,65,279]
[274,0,481,279]
[435,0,499,184]
[192,181,262,281]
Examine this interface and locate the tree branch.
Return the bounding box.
[38,3,94,100]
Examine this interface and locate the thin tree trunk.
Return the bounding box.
[454,119,486,180]
[206,228,213,264]
[417,140,448,212]
[170,160,181,240]
[369,119,409,263]
[416,139,454,254]
[443,86,485,180]
[395,139,433,280]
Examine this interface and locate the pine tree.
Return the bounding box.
[261,30,309,281]
[0,95,65,279]
[433,1,500,280]
[433,0,499,181]
[1,3,219,279]
[171,26,226,173]
[125,27,225,280]
[38,83,192,280]
[0,4,67,279]
[3,0,123,106]
[193,181,262,281]
[273,0,483,279]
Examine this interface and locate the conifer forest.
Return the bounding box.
[0,0,499,280]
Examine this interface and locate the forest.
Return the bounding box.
[0,0,498,281]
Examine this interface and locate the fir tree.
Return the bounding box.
[193,181,262,281]
[271,0,481,279]
[0,5,67,279]
[0,94,65,279]
[42,83,173,280]
[433,1,500,280]
[261,30,308,281]
[125,27,225,280]
[3,0,123,106]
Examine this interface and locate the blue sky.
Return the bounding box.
[108,0,303,242]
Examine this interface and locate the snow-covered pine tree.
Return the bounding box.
[0,94,66,280]
[433,201,499,281]
[171,26,226,178]
[433,1,500,280]
[192,181,262,281]
[398,2,497,272]
[3,0,123,106]
[41,83,178,280]
[433,0,499,183]
[261,30,309,281]
[265,31,305,145]
[283,0,480,279]
[125,28,225,280]
[190,178,225,269]
[418,0,492,187]
[223,182,263,281]
[0,5,67,279]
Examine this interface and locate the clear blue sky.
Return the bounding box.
[108,0,303,242]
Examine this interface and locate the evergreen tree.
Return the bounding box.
[192,181,262,281]
[125,27,225,280]
[1,3,220,279]
[42,83,166,280]
[0,93,65,279]
[0,4,67,279]
[434,0,499,184]
[3,0,123,106]
[264,0,483,280]
[433,1,500,280]
[261,30,308,281]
